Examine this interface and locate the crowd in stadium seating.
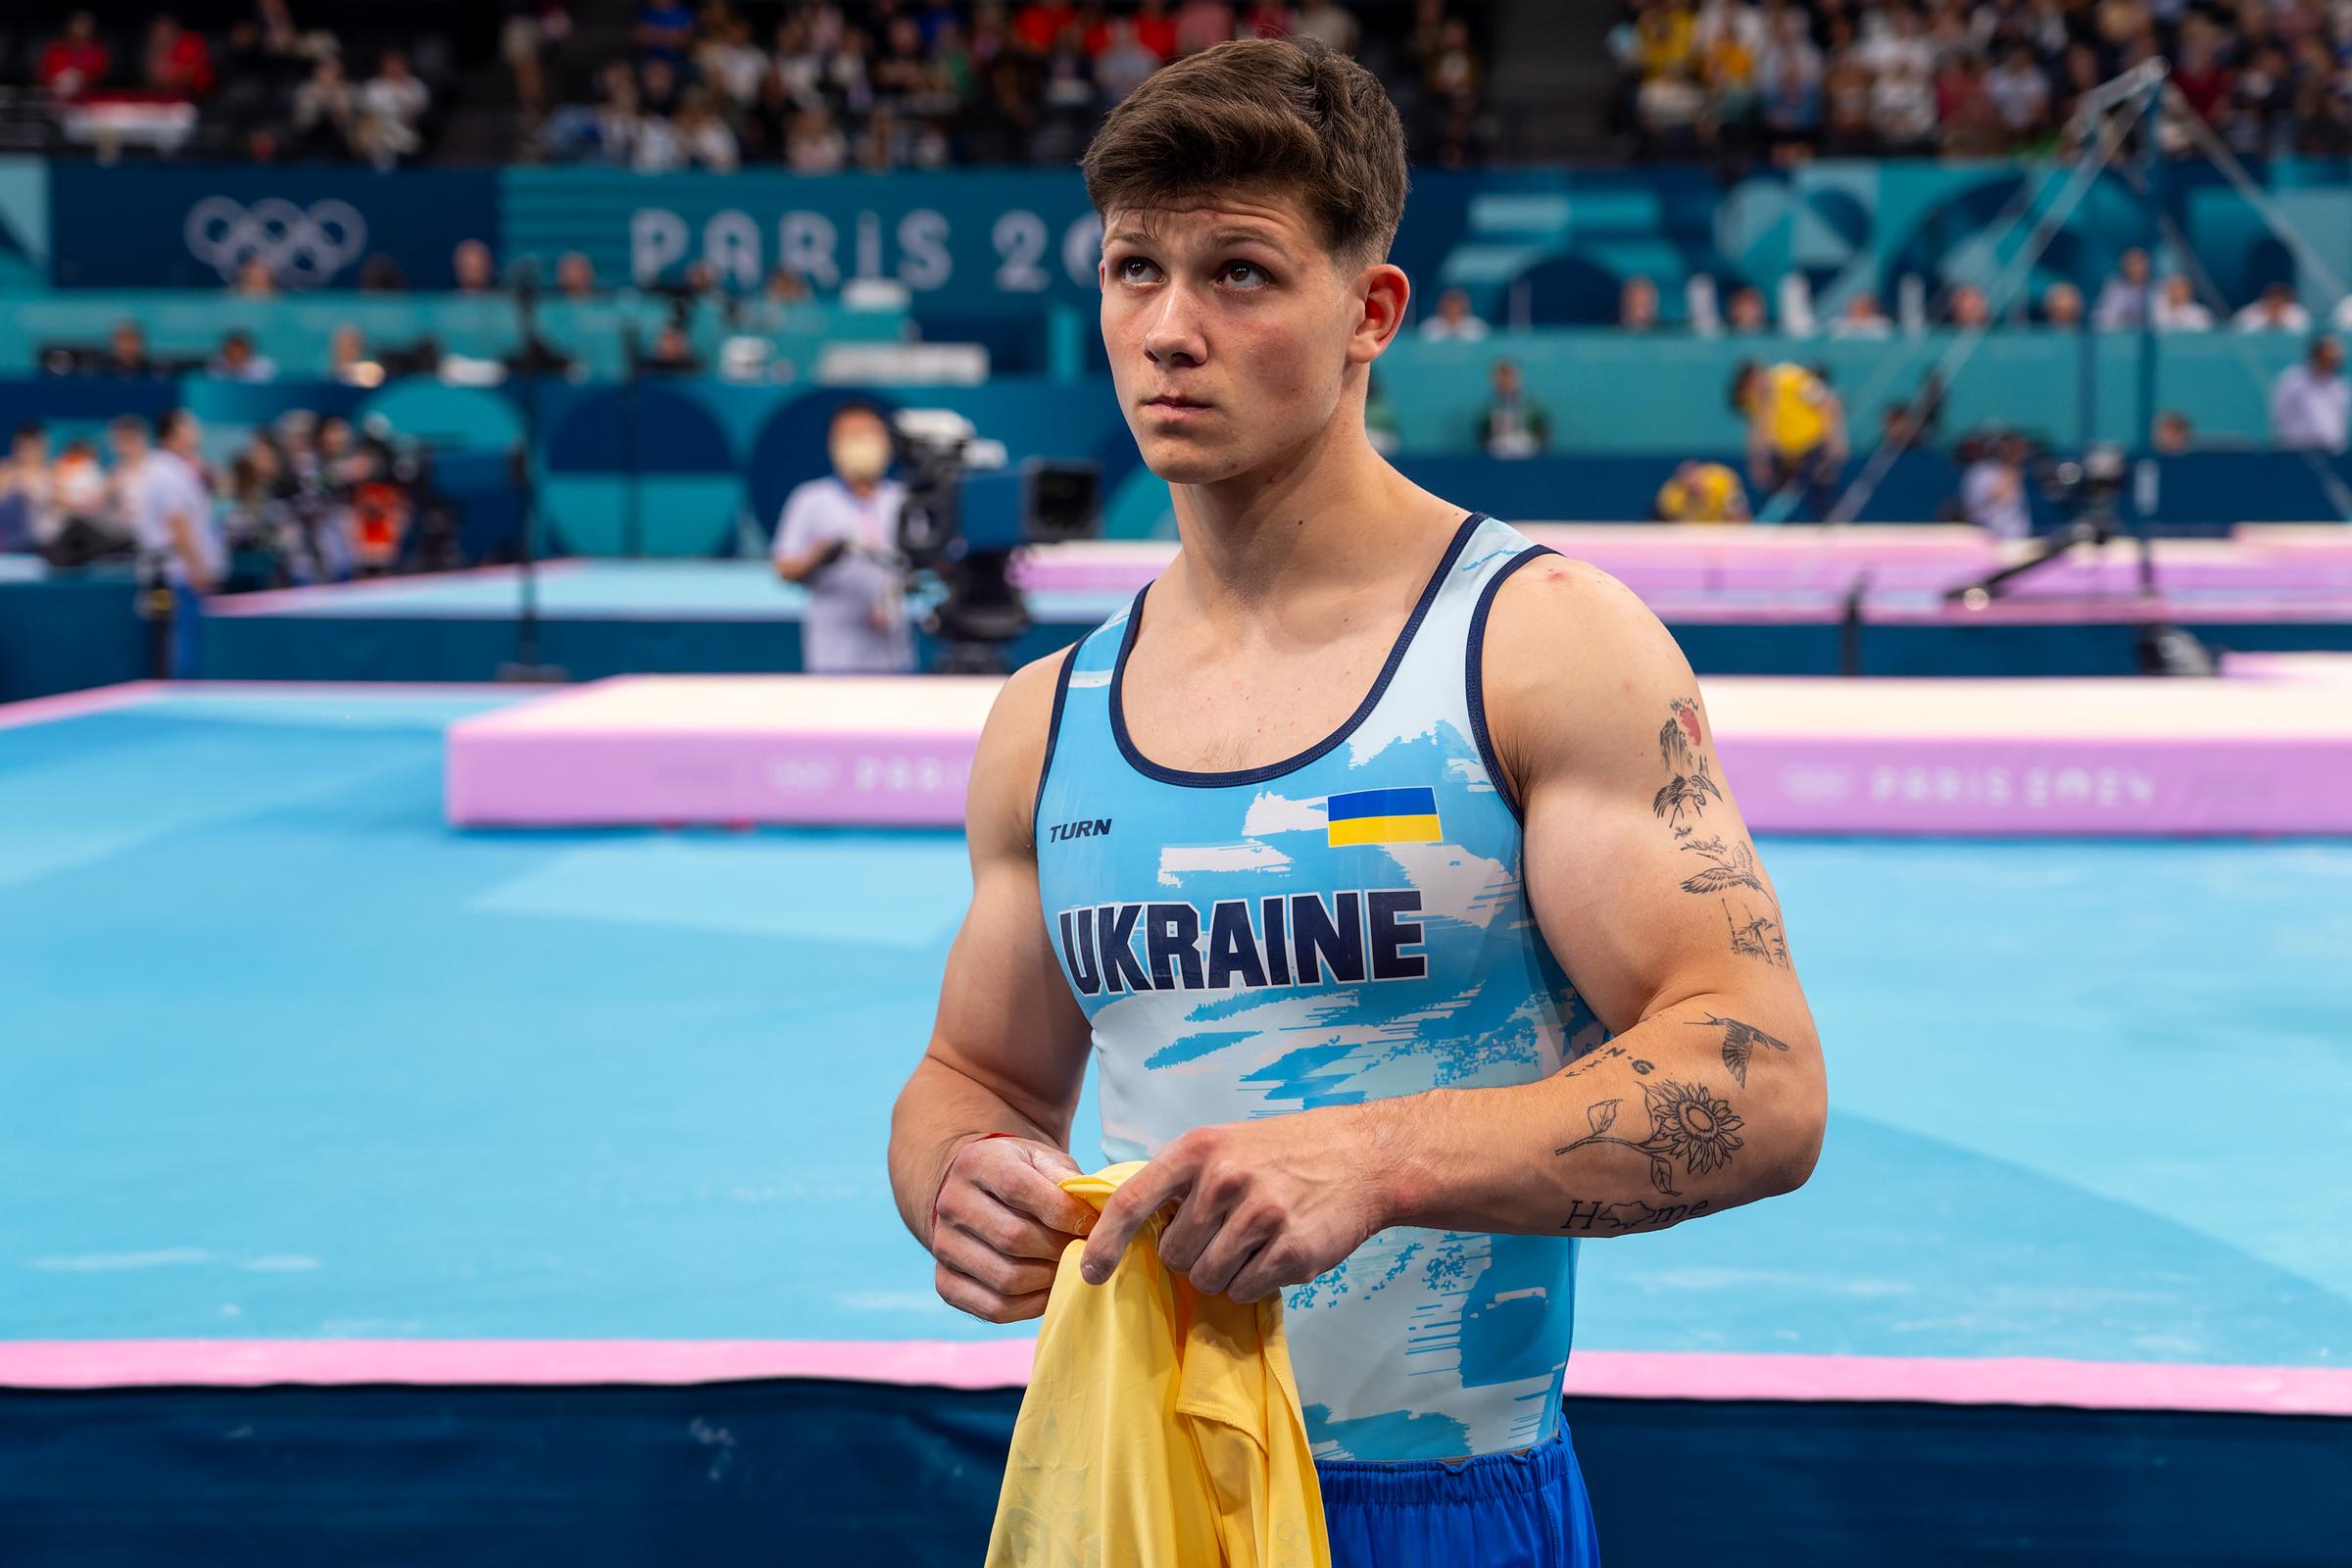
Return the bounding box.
[15,3,1487,171]
[1612,0,2352,161]
[1597,249,2352,335]
[536,0,1480,172]
[25,4,451,166]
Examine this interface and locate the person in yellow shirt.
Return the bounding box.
[1653,459,1750,523]
[1731,358,1847,520]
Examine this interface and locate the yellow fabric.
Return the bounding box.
[985,1162,1330,1568]
[1656,463,1746,523]
[1755,362,1831,457]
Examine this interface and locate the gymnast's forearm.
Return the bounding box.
[1372,995,1826,1240]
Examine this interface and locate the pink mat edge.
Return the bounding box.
[1,1342,2343,1415]
[0,679,542,732]
[203,560,590,616]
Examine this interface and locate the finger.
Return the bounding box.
[932,1229,1059,1301]
[1182,1209,1277,1299]
[1080,1159,1192,1285]
[940,1184,1083,1264]
[1227,1241,1308,1306]
[1154,1186,1235,1276]
[935,1258,1053,1325]
[975,1152,1100,1239]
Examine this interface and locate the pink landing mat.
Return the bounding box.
[1012,524,2352,599]
[3,1341,2346,1418]
[444,659,2352,835]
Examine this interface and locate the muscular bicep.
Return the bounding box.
[921,653,1094,1142]
[1491,562,1807,1033]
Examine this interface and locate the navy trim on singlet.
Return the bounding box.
[1030,643,1080,847]
[1105,512,1488,790]
[1465,543,1560,822]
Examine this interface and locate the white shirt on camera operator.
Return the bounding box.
[771,406,914,674]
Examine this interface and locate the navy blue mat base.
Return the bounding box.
[4,1381,2343,1566]
[195,611,2352,682]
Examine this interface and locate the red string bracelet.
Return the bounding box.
[930,1131,1023,1236]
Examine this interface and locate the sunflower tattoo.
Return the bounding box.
[1554,1079,1745,1196]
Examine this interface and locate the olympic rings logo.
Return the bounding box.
[183,197,368,282]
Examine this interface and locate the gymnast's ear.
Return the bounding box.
[1349,263,1409,365]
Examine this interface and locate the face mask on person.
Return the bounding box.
[831,429,891,483]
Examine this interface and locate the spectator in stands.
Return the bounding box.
[557,252,598,300]
[1959,428,2033,541]
[1477,358,1549,459]
[292,55,359,159]
[119,409,223,676]
[454,240,498,295]
[646,323,704,374]
[1419,287,1489,342]
[771,403,914,675]
[146,14,216,100]
[233,257,278,298]
[1620,275,1660,331]
[698,14,769,110]
[503,0,569,122]
[39,12,109,101]
[639,55,684,119]
[52,437,111,545]
[2272,336,2349,452]
[1982,43,2050,139]
[359,49,431,169]
[2153,275,2216,332]
[1096,20,1165,103]
[1653,459,1750,524]
[671,88,743,172]
[2152,411,2194,454]
[1295,0,1360,55]
[1828,290,1893,339]
[1128,0,1180,59]
[1725,285,1769,333]
[2094,249,2153,330]
[210,330,277,383]
[2041,281,2084,329]
[787,104,851,172]
[2235,281,2311,333]
[1872,59,1936,152]
[106,321,155,378]
[763,266,811,307]
[1732,359,1845,519]
[1944,283,1992,330]
[1244,1,1299,41]
[360,255,409,292]
[1176,1,1241,56]
[328,324,380,386]
[0,424,56,554]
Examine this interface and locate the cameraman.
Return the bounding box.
[771,403,915,674]
[1958,428,2033,541]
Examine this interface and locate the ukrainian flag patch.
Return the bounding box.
[1325,786,1442,847]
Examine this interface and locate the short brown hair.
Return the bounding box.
[1080,37,1407,270]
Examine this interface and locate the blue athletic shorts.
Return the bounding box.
[1316,1424,1601,1567]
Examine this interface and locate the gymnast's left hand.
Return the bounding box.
[1077,1107,1396,1304]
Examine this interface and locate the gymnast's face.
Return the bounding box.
[1099,191,1403,488]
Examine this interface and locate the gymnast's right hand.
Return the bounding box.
[928,1135,1099,1323]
